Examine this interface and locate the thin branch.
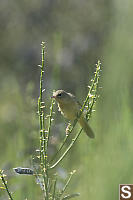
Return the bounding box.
[57,170,76,199]
[0,170,13,200]
[49,129,82,169]
[52,178,57,200]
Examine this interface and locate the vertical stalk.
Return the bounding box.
[38,42,49,199]
[0,170,13,200]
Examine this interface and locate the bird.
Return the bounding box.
[52,90,94,138]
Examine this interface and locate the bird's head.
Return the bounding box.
[52,90,73,104]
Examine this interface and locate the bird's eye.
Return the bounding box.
[57,93,62,97]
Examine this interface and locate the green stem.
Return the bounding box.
[0,170,13,200]
[49,129,82,169]
[52,178,57,200]
[47,98,54,143]
[38,42,49,199]
[57,171,76,199]
[50,134,69,164]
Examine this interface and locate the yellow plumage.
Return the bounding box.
[52,90,94,139]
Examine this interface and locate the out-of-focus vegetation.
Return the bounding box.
[0,0,133,199]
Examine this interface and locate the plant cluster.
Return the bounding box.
[0,42,101,200]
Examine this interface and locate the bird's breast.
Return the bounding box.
[58,102,78,121]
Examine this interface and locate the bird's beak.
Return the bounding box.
[51,96,56,99]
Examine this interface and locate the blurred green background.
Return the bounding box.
[0,0,133,199]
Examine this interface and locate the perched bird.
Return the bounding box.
[52,90,94,138]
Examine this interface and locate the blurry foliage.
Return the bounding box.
[0,0,112,91]
[0,0,133,199]
[0,79,38,164]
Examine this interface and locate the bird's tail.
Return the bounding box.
[79,116,95,138]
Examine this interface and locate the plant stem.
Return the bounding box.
[49,129,83,169]
[57,170,76,199]
[0,170,13,200]
[52,178,57,200]
[38,42,49,199]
